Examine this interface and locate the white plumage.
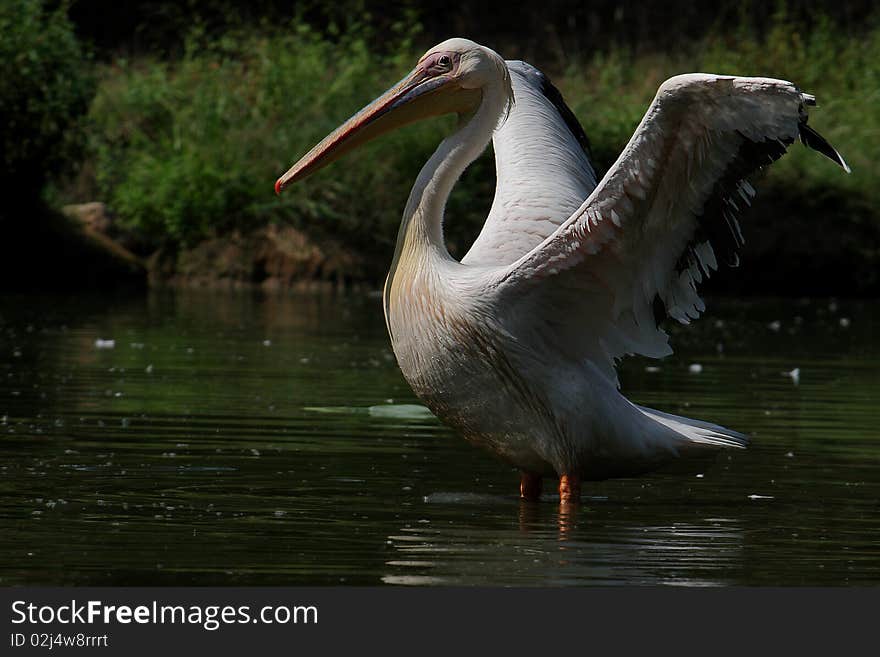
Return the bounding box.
[276,39,848,503]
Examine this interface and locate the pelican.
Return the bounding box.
[276,38,849,504]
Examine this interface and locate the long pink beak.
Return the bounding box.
[275,64,478,194]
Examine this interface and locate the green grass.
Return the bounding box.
[61,13,880,281]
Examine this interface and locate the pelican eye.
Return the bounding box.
[426,53,453,75]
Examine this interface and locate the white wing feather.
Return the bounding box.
[488,73,846,383]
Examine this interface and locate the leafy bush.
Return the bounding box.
[87,24,455,255]
[0,0,94,196]
[76,12,879,279]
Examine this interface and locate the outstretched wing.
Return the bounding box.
[462,61,598,267]
[488,73,848,383]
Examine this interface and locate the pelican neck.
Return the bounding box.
[397,80,511,261]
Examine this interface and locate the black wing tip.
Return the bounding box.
[799,122,851,173]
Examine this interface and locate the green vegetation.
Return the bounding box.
[0,2,143,293]
[0,0,95,197]
[81,24,454,257]
[563,11,877,217]
[40,9,880,286]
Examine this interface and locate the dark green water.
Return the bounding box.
[1,291,878,586]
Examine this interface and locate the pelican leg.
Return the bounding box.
[558,474,581,505]
[519,472,543,502]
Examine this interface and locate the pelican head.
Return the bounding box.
[275,38,510,194]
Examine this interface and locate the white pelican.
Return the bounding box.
[276,38,849,504]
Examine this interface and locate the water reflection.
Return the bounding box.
[384,499,744,586]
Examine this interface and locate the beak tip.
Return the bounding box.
[274,178,284,196]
